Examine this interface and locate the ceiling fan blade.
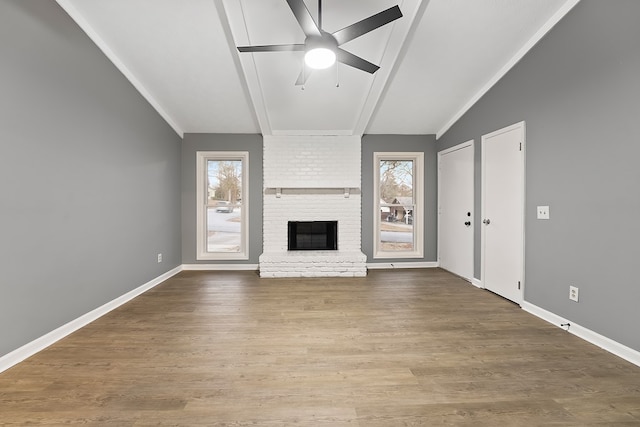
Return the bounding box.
[286,0,322,37]
[336,48,380,74]
[295,67,314,86]
[237,44,305,53]
[332,5,403,45]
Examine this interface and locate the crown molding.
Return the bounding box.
[56,0,184,138]
[436,0,581,139]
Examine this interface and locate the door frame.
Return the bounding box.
[437,140,474,280]
[480,121,526,303]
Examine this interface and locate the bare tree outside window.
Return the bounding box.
[208,160,242,203]
[206,160,243,253]
[379,160,415,252]
[380,160,413,203]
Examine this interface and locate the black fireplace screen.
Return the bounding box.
[288,221,338,251]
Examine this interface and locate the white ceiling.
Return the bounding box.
[56,0,580,138]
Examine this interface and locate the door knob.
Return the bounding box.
[482,219,491,225]
[464,221,471,226]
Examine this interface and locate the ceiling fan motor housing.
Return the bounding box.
[305,32,338,51]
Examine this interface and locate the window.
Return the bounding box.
[373,152,424,258]
[196,151,249,260]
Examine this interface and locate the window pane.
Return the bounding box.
[207,159,242,253]
[374,152,422,259]
[380,204,414,252]
[207,160,242,204]
[379,160,413,203]
[206,206,241,252]
[379,160,414,251]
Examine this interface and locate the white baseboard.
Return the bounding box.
[471,278,483,288]
[187,263,436,271]
[522,301,640,368]
[366,262,438,270]
[182,263,259,271]
[0,265,183,374]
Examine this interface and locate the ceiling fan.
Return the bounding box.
[237,0,403,85]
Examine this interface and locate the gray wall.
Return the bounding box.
[437,0,640,351]
[181,134,263,265]
[0,1,182,357]
[361,135,438,263]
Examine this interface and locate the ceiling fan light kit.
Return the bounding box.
[305,47,335,69]
[304,33,338,69]
[237,0,402,85]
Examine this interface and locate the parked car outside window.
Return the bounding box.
[215,201,234,213]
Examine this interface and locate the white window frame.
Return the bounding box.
[373,152,424,259]
[196,151,249,260]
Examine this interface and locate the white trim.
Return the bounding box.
[0,266,183,374]
[373,152,424,259]
[196,151,249,261]
[271,129,354,136]
[182,264,259,271]
[435,0,581,139]
[367,262,438,269]
[522,302,640,368]
[470,277,483,288]
[437,140,474,157]
[55,0,184,138]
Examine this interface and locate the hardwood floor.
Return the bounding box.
[1,268,639,425]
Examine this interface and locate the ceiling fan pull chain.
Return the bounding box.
[302,56,306,90]
[336,62,340,88]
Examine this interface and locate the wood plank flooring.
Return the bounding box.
[1,268,639,425]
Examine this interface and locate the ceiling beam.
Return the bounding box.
[353,0,429,136]
[219,0,272,135]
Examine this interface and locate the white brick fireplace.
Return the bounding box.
[259,135,367,277]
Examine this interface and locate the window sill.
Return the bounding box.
[196,252,249,261]
[373,251,424,260]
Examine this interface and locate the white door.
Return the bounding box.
[481,122,525,304]
[438,141,474,281]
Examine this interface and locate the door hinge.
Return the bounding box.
[519,142,522,151]
[518,281,521,290]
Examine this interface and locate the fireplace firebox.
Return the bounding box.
[288,221,337,251]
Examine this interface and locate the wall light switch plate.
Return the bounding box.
[537,206,550,220]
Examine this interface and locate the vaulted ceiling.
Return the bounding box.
[56,0,580,138]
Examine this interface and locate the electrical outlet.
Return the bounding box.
[537,205,550,220]
[569,285,579,302]
[157,253,163,263]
